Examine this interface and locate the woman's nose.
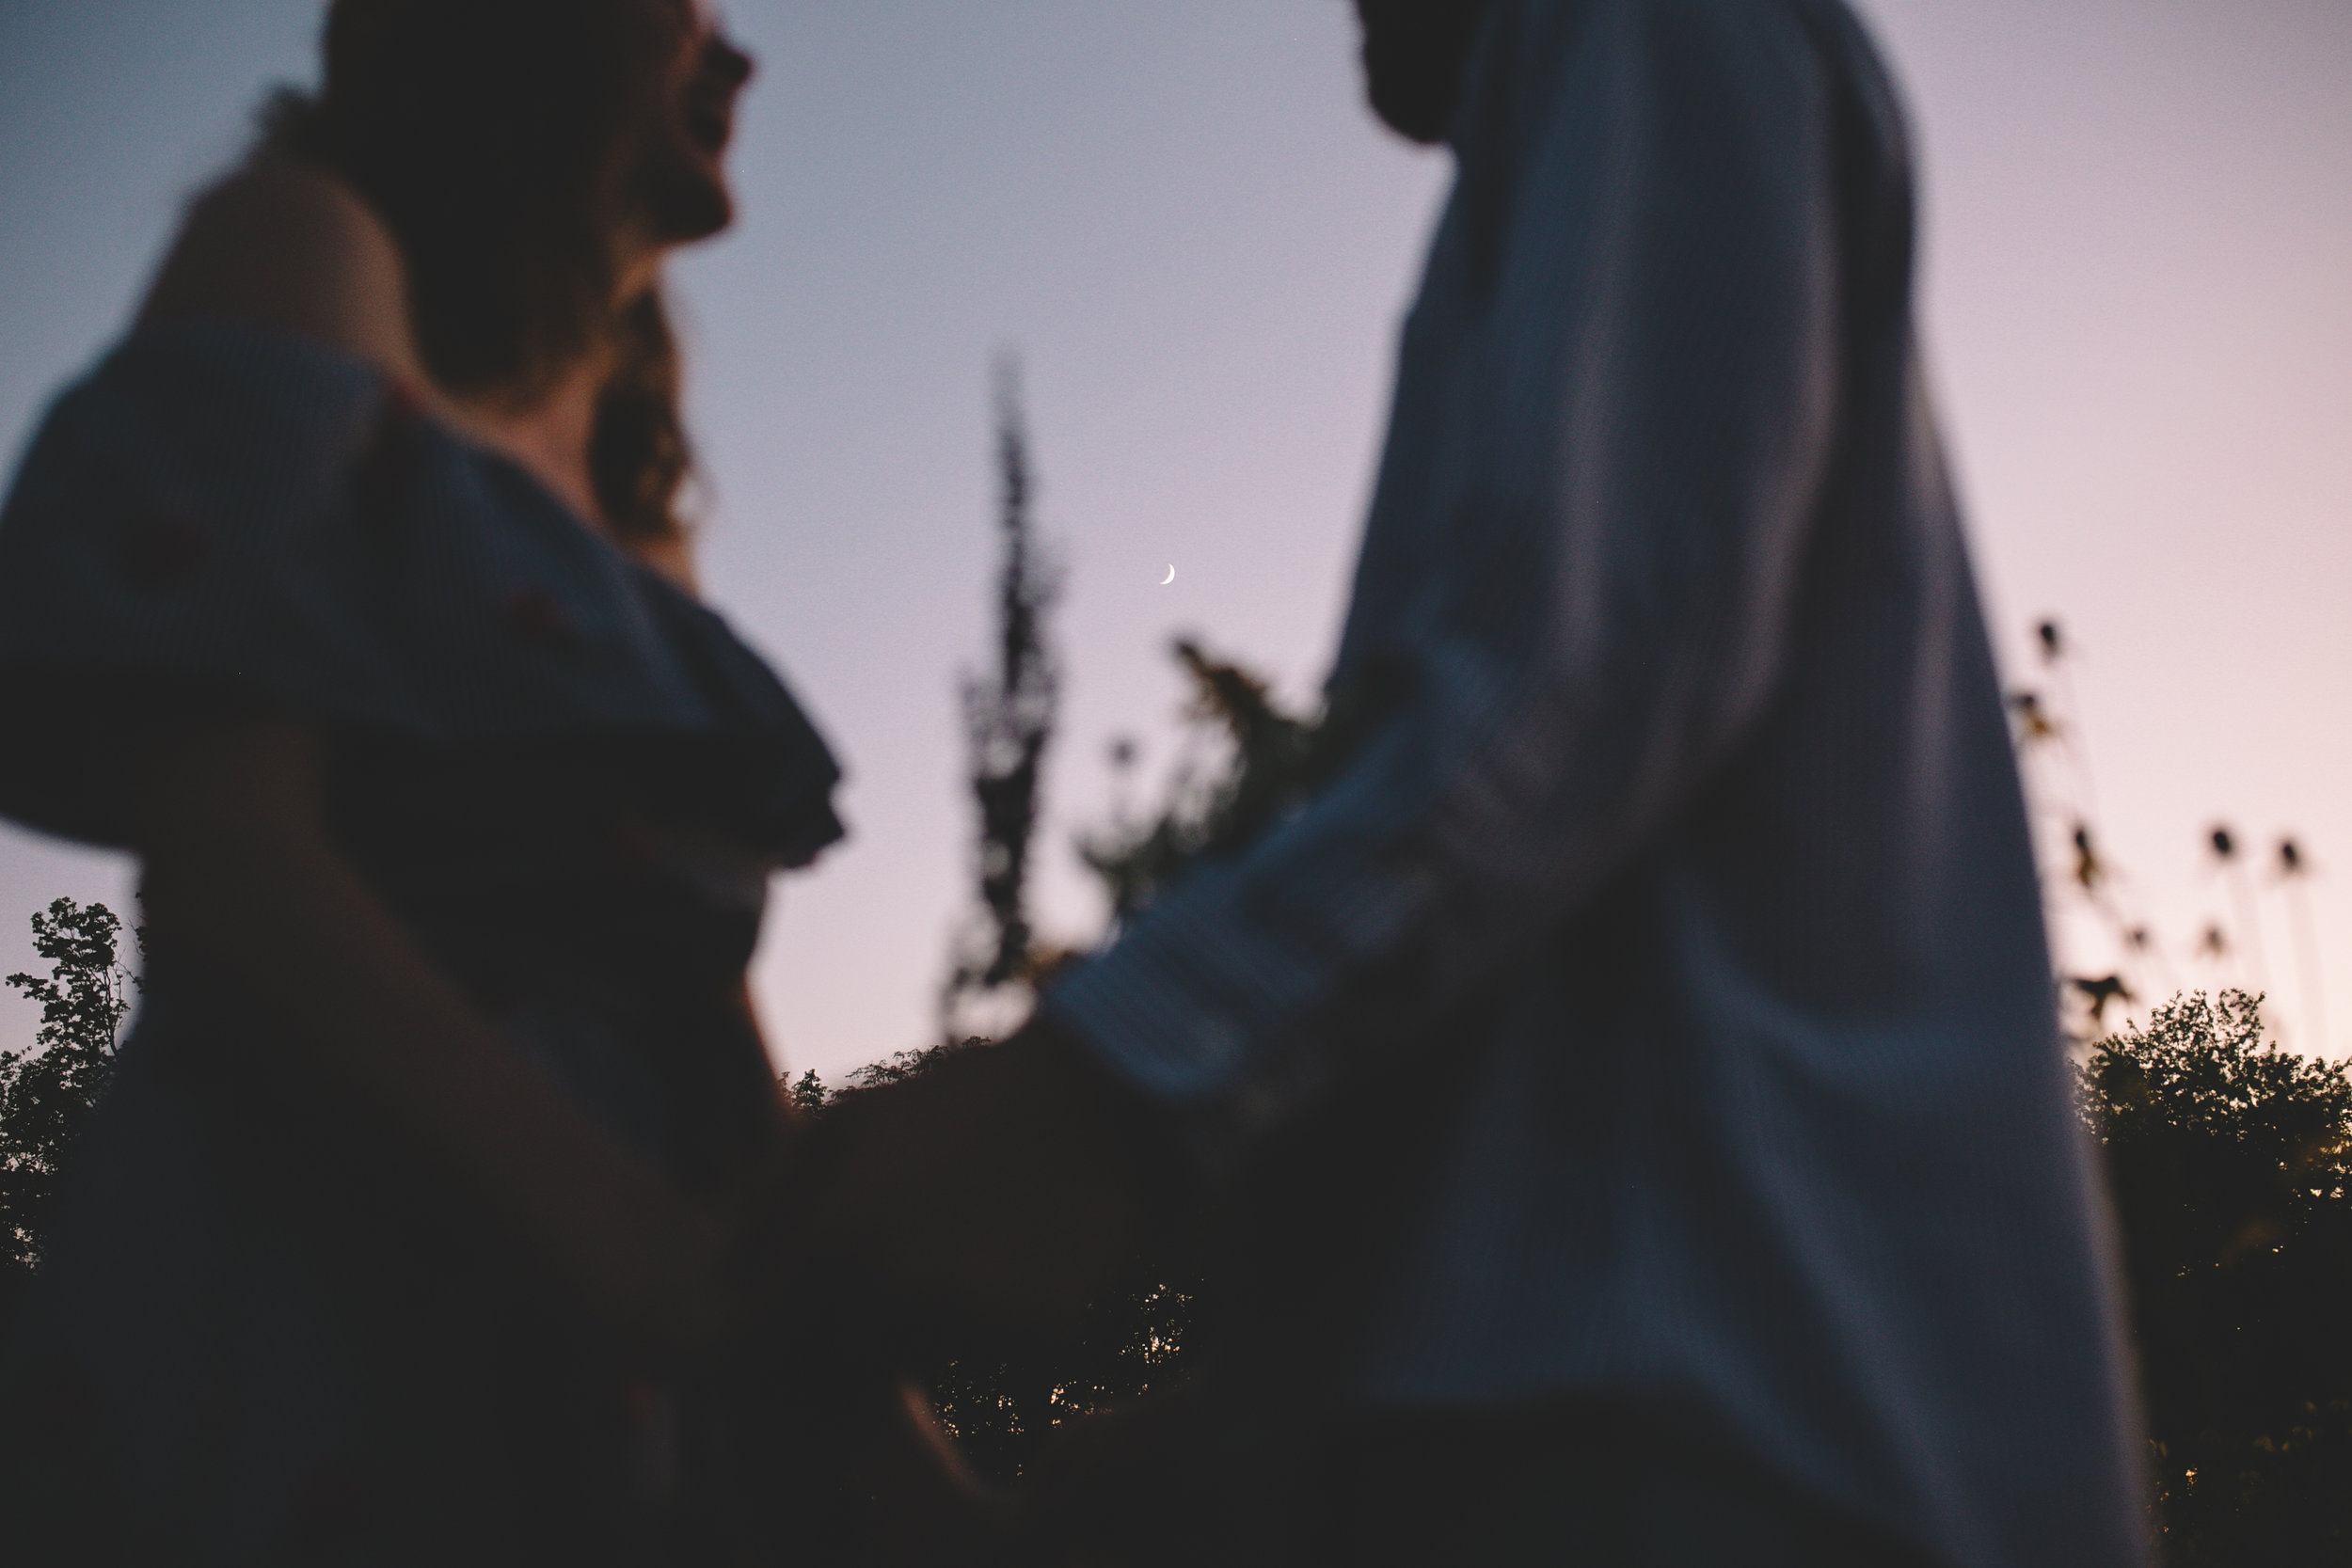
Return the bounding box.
[707,34,755,92]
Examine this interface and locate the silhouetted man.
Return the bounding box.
[815,3,2151,1563]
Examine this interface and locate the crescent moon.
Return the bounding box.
[1159,563,1177,586]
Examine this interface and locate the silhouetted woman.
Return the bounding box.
[0,1,877,1558]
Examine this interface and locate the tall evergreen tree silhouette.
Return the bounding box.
[942,357,1061,1039]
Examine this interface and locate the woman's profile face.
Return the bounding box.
[631,0,756,247]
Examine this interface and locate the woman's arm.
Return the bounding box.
[139,155,432,386]
[140,155,710,596]
[137,719,733,1352]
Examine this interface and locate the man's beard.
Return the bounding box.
[1358,0,1498,144]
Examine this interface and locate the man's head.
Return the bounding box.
[1353,0,1501,144]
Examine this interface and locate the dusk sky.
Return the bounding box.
[3,0,2346,1078]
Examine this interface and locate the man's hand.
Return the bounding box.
[805,1016,1145,1325]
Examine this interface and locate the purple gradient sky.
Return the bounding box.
[3,0,2346,1076]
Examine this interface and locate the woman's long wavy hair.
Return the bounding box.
[265,0,712,547]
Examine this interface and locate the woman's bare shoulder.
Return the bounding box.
[137,156,428,385]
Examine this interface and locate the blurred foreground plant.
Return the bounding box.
[1078,639,1318,926]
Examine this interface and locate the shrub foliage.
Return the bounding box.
[2077,990,2352,1561]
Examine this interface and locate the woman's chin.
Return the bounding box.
[640,162,736,245]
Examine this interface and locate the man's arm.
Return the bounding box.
[805,0,1852,1319]
[1048,0,1847,1174]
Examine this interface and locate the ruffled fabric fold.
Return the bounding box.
[0,320,841,862]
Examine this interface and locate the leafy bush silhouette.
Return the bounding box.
[1,897,135,1334]
[2077,990,2352,1561]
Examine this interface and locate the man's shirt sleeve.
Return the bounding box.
[1046,0,1849,1177]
